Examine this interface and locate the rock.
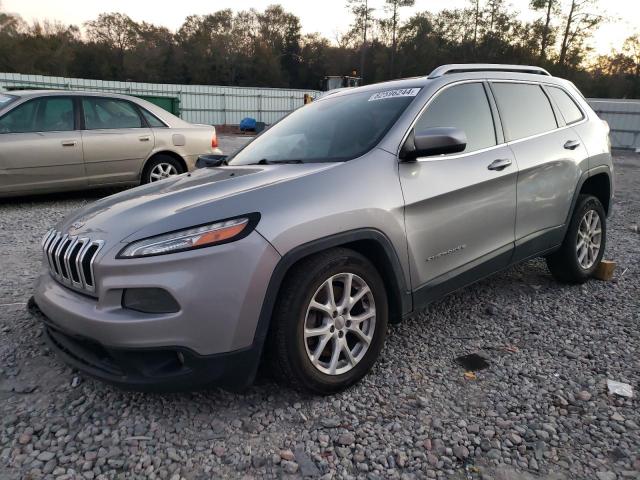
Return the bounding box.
[337,432,355,445]
[576,391,592,401]
[507,433,522,445]
[37,451,55,462]
[453,446,469,460]
[280,449,295,461]
[596,472,616,480]
[281,460,299,474]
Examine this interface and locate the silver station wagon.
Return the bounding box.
[0,90,221,196]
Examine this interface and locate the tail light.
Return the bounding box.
[211,130,218,149]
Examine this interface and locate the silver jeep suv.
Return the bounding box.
[31,64,613,394]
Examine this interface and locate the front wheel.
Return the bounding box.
[546,194,607,283]
[267,248,388,394]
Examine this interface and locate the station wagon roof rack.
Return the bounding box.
[428,64,551,79]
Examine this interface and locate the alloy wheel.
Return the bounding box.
[576,209,602,269]
[150,163,179,182]
[303,272,376,375]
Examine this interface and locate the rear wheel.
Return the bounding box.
[142,155,184,184]
[546,194,606,283]
[268,248,388,394]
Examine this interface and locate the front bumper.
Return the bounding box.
[31,230,281,391]
[29,298,260,391]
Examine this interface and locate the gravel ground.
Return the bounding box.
[0,147,638,480]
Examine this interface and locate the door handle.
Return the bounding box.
[564,140,581,150]
[487,158,512,171]
[139,136,151,142]
[61,140,77,147]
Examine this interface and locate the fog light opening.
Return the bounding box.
[122,288,180,314]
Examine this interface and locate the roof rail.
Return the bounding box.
[428,64,551,79]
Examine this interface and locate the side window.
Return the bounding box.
[491,83,558,141]
[548,86,584,125]
[39,98,75,132]
[0,97,74,133]
[415,82,496,154]
[141,108,167,128]
[82,97,143,130]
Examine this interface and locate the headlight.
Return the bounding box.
[117,214,259,258]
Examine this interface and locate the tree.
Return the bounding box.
[384,0,414,77]
[85,13,139,75]
[347,0,375,82]
[622,34,640,78]
[530,0,560,60]
[558,0,603,68]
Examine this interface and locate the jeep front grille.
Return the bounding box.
[41,229,104,294]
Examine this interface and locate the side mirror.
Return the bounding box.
[400,127,467,160]
[196,154,228,168]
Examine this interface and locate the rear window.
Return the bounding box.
[548,86,584,125]
[491,83,558,141]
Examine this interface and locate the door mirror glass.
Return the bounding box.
[400,127,467,160]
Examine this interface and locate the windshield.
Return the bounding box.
[0,94,18,112]
[228,88,420,165]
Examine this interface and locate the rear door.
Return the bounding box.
[399,81,517,290]
[0,96,85,195]
[80,97,154,185]
[490,82,589,260]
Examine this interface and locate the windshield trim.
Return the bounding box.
[227,87,422,166]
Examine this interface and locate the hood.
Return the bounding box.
[57,163,338,248]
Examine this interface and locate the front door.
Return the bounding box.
[80,97,154,185]
[399,82,517,292]
[0,96,85,195]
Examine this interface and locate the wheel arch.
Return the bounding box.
[579,171,611,215]
[253,229,412,358]
[564,166,613,230]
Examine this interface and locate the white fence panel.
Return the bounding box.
[0,73,323,125]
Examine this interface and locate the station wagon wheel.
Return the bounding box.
[268,248,388,394]
[304,273,376,375]
[142,155,185,184]
[546,194,606,284]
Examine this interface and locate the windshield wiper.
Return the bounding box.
[249,158,303,165]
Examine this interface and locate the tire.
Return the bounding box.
[141,155,185,184]
[267,248,388,394]
[546,194,607,284]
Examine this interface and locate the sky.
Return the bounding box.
[3,0,639,55]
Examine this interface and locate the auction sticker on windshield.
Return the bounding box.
[368,88,421,101]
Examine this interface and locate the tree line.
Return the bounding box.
[0,0,639,98]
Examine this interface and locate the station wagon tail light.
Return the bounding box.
[118,214,259,258]
[211,131,218,148]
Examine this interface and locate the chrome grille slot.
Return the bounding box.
[41,229,104,294]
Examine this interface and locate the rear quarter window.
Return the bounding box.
[491,83,558,141]
[141,108,168,127]
[0,94,18,111]
[548,86,584,124]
